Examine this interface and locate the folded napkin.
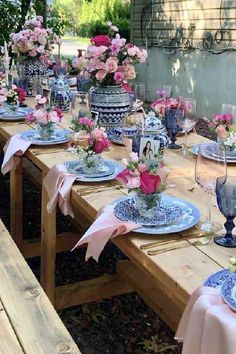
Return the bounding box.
[175,286,236,354]
[72,204,141,262]
[1,134,32,175]
[43,164,78,218]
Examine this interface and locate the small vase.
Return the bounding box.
[5,102,19,113]
[36,122,55,140]
[80,153,103,174]
[135,192,162,218]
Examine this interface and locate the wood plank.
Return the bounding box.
[41,172,57,303]
[0,219,81,354]
[0,300,24,354]
[10,160,23,248]
[117,261,184,331]
[55,273,134,310]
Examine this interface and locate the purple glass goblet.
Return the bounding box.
[214,176,236,247]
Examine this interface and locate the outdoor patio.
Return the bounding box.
[0,1,236,353]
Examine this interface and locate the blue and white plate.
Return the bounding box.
[0,107,33,121]
[112,194,200,234]
[64,159,124,182]
[20,129,71,145]
[114,196,183,226]
[192,143,236,163]
[64,159,115,178]
[204,269,232,289]
[221,274,236,311]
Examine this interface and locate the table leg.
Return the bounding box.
[10,160,23,247]
[41,173,57,304]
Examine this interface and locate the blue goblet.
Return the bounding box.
[214,176,236,247]
[165,108,183,149]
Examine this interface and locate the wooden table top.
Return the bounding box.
[1,98,236,310]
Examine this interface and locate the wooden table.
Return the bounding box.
[1,100,236,331]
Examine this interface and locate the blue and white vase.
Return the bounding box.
[50,76,72,112]
[89,85,130,134]
[21,58,47,96]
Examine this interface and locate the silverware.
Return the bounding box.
[80,185,124,196]
[147,243,190,256]
[33,148,67,155]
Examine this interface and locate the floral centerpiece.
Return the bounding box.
[70,116,110,173]
[26,95,63,139]
[116,152,168,217]
[85,21,147,132]
[0,85,26,111]
[208,113,236,153]
[9,16,60,64]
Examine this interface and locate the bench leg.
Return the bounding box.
[10,160,23,247]
[41,174,56,305]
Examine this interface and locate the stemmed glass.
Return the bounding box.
[195,144,227,233]
[130,82,145,112]
[177,98,197,155]
[214,176,236,247]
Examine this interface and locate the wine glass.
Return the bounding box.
[177,98,197,155]
[214,176,236,247]
[195,144,227,233]
[130,82,145,111]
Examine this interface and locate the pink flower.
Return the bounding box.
[91,35,111,47]
[121,83,133,92]
[104,57,118,73]
[93,137,110,153]
[129,152,139,163]
[138,163,147,173]
[95,70,107,81]
[26,111,36,123]
[91,127,107,141]
[53,107,63,120]
[140,171,161,194]
[34,109,48,124]
[116,169,140,189]
[28,49,37,57]
[114,71,125,83]
[48,110,60,123]
[216,125,229,139]
[35,94,47,105]
[156,88,167,98]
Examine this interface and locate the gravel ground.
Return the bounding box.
[0,119,213,353]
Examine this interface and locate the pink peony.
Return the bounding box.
[114,71,125,83]
[140,171,161,194]
[95,70,107,81]
[104,57,118,73]
[116,169,140,189]
[34,109,48,124]
[91,35,111,47]
[93,137,110,153]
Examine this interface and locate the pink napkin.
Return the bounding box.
[1,134,31,174]
[72,204,141,262]
[43,164,78,218]
[175,286,236,354]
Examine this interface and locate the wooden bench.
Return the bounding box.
[0,218,81,354]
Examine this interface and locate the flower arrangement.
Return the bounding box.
[206,113,236,150]
[116,152,168,194]
[84,21,147,86]
[0,85,26,106]
[9,16,60,64]
[150,88,191,117]
[26,105,63,125]
[0,71,7,88]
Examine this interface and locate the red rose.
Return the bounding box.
[53,107,63,120]
[140,171,161,194]
[93,137,109,153]
[91,35,111,47]
[16,87,26,103]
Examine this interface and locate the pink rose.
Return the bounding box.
[104,57,118,73]
[34,109,48,124]
[216,125,229,140]
[91,35,111,47]
[48,110,60,123]
[140,171,161,194]
[93,137,110,153]
[116,169,140,189]
[138,163,147,173]
[114,71,125,83]
[25,111,36,123]
[91,127,107,141]
[95,70,107,81]
[129,152,139,163]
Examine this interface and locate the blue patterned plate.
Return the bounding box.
[114,196,183,226]
[112,194,200,233]
[64,160,124,182]
[192,143,236,163]
[221,274,236,311]
[0,107,33,121]
[20,129,71,145]
[204,269,232,289]
[64,159,115,178]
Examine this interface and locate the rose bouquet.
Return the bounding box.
[206,113,236,151]
[84,21,147,86]
[69,116,110,173]
[9,16,60,64]
[116,152,168,217]
[150,88,190,117]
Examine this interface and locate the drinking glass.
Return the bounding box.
[130,82,145,112]
[31,75,43,96]
[195,144,227,233]
[214,176,236,247]
[177,98,197,155]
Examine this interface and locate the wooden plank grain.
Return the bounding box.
[0,300,24,354]
[0,220,81,354]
